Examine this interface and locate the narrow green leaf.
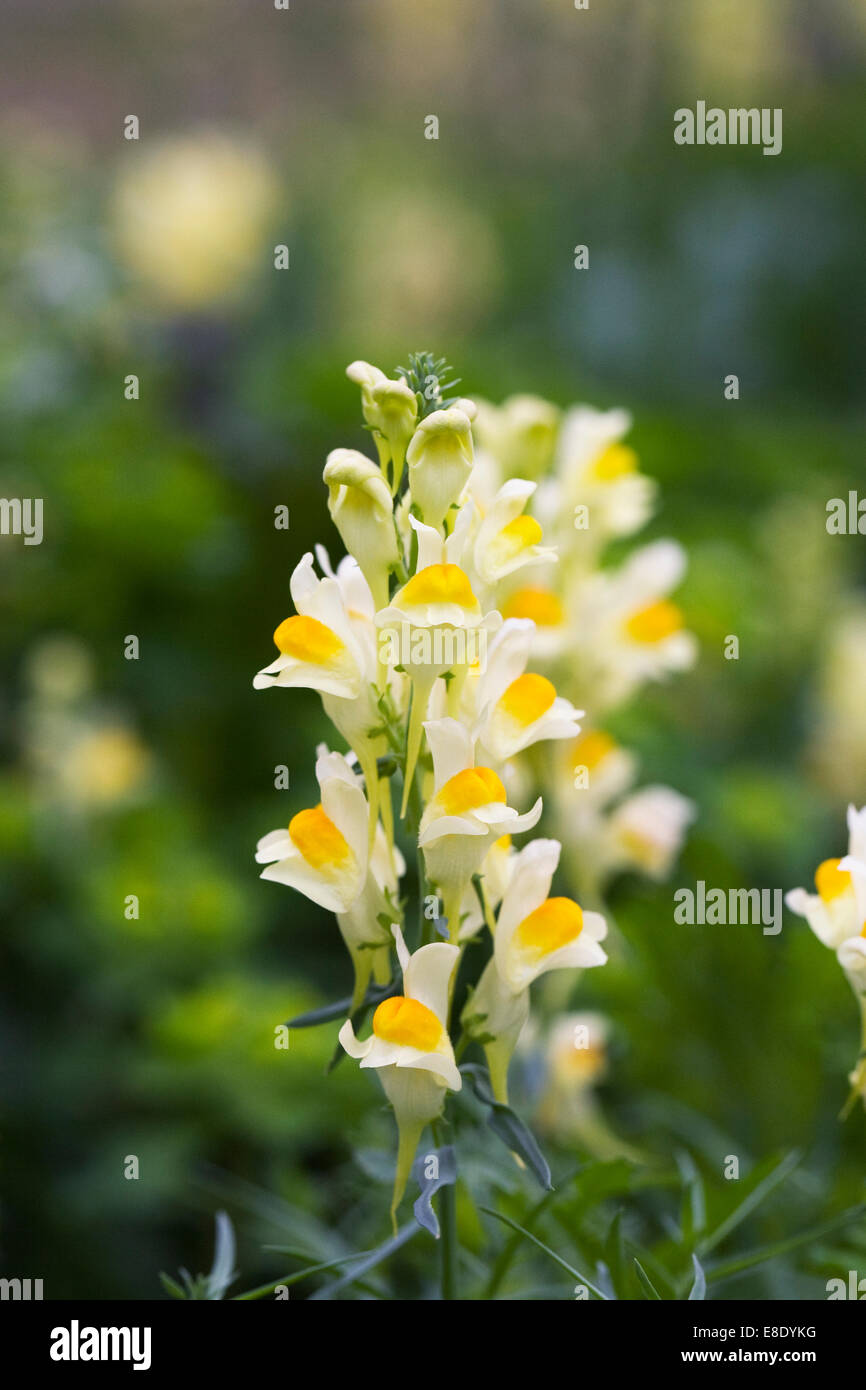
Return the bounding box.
[285,978,396,1029]
[482,1183,565,1299]
[634,1258,662,1300]
[309,1222,419,1300]
[232,1253,370,1300]
[699,1149,800,1255]
[480,1206,608,1300]
[461,1063,552,1191]
[688,1254,707,1301]
[677,1151,706,1245]
[604,1209,626,1295]
[706,1202,866,1284]
[159,1272,188,1300]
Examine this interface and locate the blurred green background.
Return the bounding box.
[1,0,865,1298]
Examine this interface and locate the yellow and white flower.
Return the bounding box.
[406,406,475,530]
[500,583,568,664]
[377,519,500,810]
[573,540,697,707]
[549,405,656,542]
[472,394,560,481]
[111,130,277,309]
[253,551,373,702]
[559,728,637,812]
[323,449,399,609]
[467,617,583,766]
[471,479,557,594]
[346,360,418,490]
[340,924,460,1227]
[603,785,696,880]
[786,805,866,950]
[465,838,607,1100]
[419,717,542,941]
[253,551,388,819]
[256,748,399,1012]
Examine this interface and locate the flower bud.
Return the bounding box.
[473,395,560,480]
[406,406,474,530]
[346,361,418,487]
[323,449,398,608]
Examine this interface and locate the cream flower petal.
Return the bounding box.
[408,515,447,572]
[319,758,369,871]
[786,886,855,950]
[479,619,536,709]
[847,805,866,863]
[404,941,459,1022]
[259,855,350,914]
[425,717,475,792]
[338,1018,375,1060]
[255,828,294,863]
[495,839,561,956]
[509,932,608,992]
[838,934,866,990]
[839,856,866,926]
[419,813,492,845]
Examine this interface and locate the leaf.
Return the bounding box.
[688,1254,707,1301]
[205,1210,237,1300]
[706,1202,866,1285]
[309,1222,419,1300]
[676,1150,706,1246]
[353,1148,395,1185]
[594,1260,617,1301]
[159,1272,188,1300]
[232,1253,372,1300]
[461,1063,552,1191]
[604,1209,626,1295]
[412,1145,458,1239]
[698,1149,800,1256]
[480,1206,608,1300]
[633,1258,662,1300]
[482,1182,565,1299]
[285,977,397,1029]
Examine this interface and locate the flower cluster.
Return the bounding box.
[787,805,866,1113]
[470,394,697,900]
[253,356,696,1226]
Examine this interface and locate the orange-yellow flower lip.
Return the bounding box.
[814,857,852,904]
[437,766,507,816]
[494,514,544,557]
[515,897,584,958]
[274,614,344,663]
[399,564,478,610]
[502,587,564,627]
[373,995,443,1051]
[499,672,556,727]
[571,729,616,772]
[625,599,683,644]
[289,804,352,870]
[588,442,638,482]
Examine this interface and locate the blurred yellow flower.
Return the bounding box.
[66,726,151,807]
[111,130,278,309]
